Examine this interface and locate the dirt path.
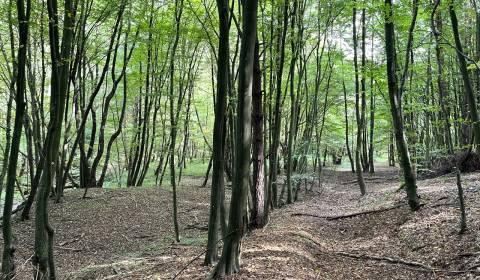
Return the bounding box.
[2,167,480,279]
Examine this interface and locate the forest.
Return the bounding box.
[1,0,480,279]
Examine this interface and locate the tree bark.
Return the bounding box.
[204,0,230,265]
[250,38,265,229]
[384,0,420,211]
[210,0,257,277]
[352,1,366,195]
[448,0,480,152]
[1,0,31,277]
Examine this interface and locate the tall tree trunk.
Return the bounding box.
[204,0,230,265]
[250,38,265,228]
[448,0,480,152]
[268,0,288,209]
[1,0,31,277]
[343,79,355,173]
[286,0,298,205]
[210,0,257,277]
[431,4,454,154]
[35,0,77,277]
[360,7,369,172]
[384,0,420,211]
[168,0,184,243]
[352,1,366,195]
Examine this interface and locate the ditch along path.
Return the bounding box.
[2,167,480,279]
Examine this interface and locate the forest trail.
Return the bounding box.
[3,166,480,279]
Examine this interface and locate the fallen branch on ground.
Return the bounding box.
[330,251,479,275]
[292,203,404,220]
[342,177,397,185]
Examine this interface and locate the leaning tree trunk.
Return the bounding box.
[210,0,257,277]
[384,0,420,211]
[1,0,31,277]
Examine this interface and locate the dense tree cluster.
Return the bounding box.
[0,0,478,278]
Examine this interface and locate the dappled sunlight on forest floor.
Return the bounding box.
[2,167,480,279]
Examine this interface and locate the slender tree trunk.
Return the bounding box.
[352,1,366,195]
[448,0,480,152]
[343,79,355,173]
[360,7,369,172]
[268,0,288,209]
[250,38,265,228]
[1,0,31,277]
[384,0,420,211]
[431,5,454,154]
[286,0,298,205]
[168,0,184,243]
[204,0,229,265]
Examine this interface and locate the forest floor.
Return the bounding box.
[2,166,480,279]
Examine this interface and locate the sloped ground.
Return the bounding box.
[2,167,480,279]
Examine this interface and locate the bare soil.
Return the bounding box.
[2,166,480,279]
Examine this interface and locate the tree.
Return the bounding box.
[352,0,366,195]
[1,0,31,278]
[210,0,258,277]
[383,0,420,211]
[250,38,265,228]
[205,0,230,265]
[448,0,480,152]
[34,0,78,277]
[168,0,185,243]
